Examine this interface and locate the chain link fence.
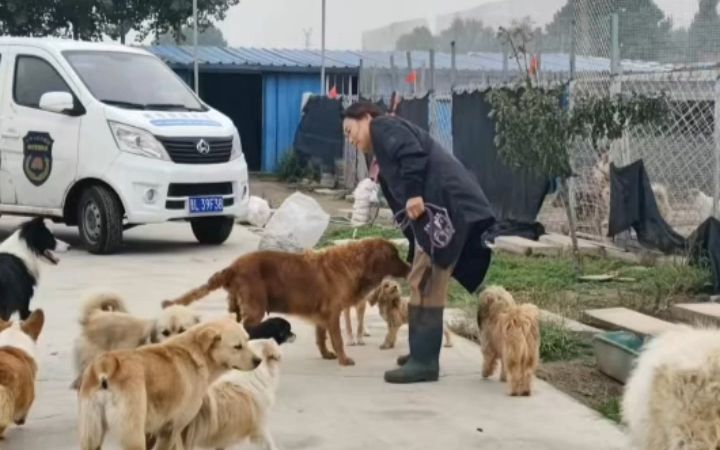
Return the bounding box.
[346,0,720,248]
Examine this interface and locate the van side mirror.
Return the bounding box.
[39,91,77,115]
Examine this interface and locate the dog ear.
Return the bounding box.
[161,300,174,309]
[391,295,401,309]
[20,309,45,341]
[367,287,381,306]
[196,327,222,352]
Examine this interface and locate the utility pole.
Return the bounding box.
[193,0,199,94]
[303,28,313,49]
[320,0,326,94]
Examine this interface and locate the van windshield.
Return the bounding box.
[63,50,206,112]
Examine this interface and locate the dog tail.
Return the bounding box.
[0,386,14,438]
[161,268,231,308]
[79,291,127,326]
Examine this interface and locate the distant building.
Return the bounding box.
[361,18,429,51]
[436,0,566,32]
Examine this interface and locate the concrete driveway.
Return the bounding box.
[0,218,630,450]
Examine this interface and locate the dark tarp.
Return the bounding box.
[608,159,686,254]
[688,217,720,294]
[292,96,344,171]
[395,94,429,131]
[359,96,388,113]
[451,90,551,241]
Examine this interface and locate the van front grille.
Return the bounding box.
[157,136,233,164]
[167,182,233,197]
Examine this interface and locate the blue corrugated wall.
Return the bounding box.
[262,73,321,172]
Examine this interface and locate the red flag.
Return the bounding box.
[328,85,338,99]
[529,55,539,77]
[405,70,417,85]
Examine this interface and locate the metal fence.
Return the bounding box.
[347,0,720,246]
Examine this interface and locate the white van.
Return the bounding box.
[0,37,250,254]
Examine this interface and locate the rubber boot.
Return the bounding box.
[384,305,444,384]
[396,306,416,366]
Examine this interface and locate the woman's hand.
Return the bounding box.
[406,196,426,220]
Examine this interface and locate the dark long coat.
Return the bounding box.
[370,115,496,294]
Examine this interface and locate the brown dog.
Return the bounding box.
[77,317,261,450]
[162,238,410,366]
[0,310,44,439]
[476,285,540,396]
[367,278,453,349]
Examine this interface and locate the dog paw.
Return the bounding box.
[14,417,25,426]
[379,343,393,350]
[357,339,366,346]
[444,342,453,348]
[339,357,355,366]
[322,352,337,360]
[521,391,531,397]
[363,332,371,337]
[347,339,357,347]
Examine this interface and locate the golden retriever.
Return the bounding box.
[366,278,453,349]
[71,291,201,389]
[161,238,410,366]
[476,285,540,396]
[622,326,720,450]
[0,310,44,439]
[77,316,262,450]
[182,338,283,450]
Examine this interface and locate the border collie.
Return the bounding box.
[0,218,68,321]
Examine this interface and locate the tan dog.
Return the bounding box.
[162,238,410,366]
[476,286,540,396]
[367,278,453,350]
[0,309,44,439]
[77,316,262,450]
[182,338,283,450]
[71,291,201,390]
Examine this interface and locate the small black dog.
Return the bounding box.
[246,317,296,345]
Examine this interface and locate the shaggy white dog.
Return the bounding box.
[622,326,720,450]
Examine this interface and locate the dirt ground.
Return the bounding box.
[249,176,352,218]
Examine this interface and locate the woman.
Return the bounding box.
[342,101,496,384]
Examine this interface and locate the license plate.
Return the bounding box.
[189,196,224,213]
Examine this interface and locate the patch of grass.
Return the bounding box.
[316,224,404,248]
[539,322,593,362]
[596,397,622,424]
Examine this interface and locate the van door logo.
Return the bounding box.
[196,139,211,154]
[23,131,53,186]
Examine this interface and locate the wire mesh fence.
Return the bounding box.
[344,0,720,248]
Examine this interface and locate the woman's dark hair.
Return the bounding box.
[341,101,384,120]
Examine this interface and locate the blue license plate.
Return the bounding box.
[189,196,224,213]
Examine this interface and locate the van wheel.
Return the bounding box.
[78,185,124,254]
[191,217,234,245]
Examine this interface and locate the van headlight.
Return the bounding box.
[108,121,169,160]
[230,129,243,161]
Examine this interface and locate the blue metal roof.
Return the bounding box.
[143,45,668,74]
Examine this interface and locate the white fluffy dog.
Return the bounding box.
[622,326,720,450]
[181,338,283,450]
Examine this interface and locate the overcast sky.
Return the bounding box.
[211,0,696,50]
[216,0,493,49]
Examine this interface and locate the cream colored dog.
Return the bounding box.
[623,326,720,450]
[77,317,261,450]
[71,291,201,389]
[182,338,283,450]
